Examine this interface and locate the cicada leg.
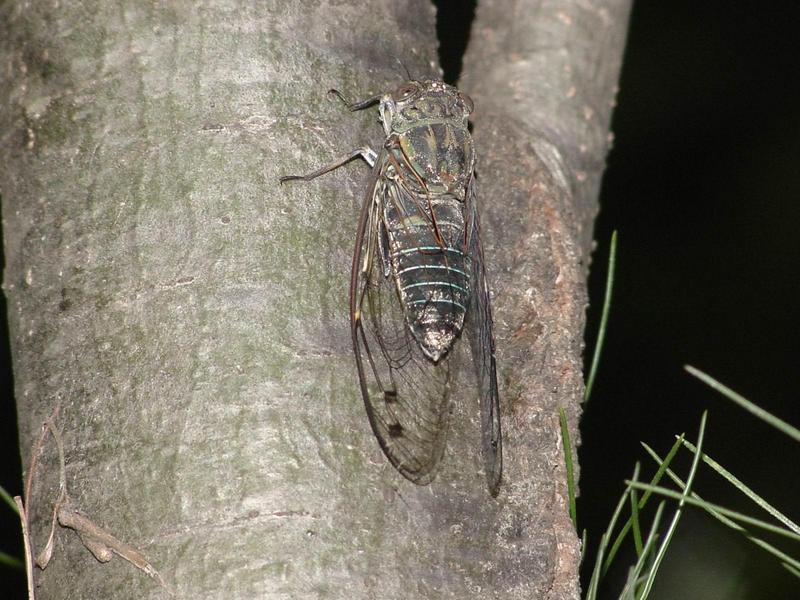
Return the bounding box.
[279,146,377,184]
[327,89,381,112]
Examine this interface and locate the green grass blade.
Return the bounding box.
[642,442,800,574]
[637,411,708,599]
[685,366,800,442]
[602,434,685,576]
[586,467,639,600]
[584,230,618,403]
[680,438,800,535]
[585,532,607,600]
[619,501,666,600]
[629,474,643,557]
[580,528,588,567]
[621,565,637,600]
[0,550,24,570]
[0,485,19,516]
[783,562,800,579]
[559,407,578,529]
[585,533,605,600]
[626,482,800,543]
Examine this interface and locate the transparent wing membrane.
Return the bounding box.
[465,180,503,495]
[351,169,452,482]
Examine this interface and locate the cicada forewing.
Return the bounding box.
[465,178,503,495]
[350,159,455,485]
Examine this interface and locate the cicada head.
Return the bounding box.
[379,80,474,135]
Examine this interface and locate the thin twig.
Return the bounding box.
[13,496,35,600]
[19,401,172,594]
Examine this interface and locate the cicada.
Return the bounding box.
[280,79,502,495]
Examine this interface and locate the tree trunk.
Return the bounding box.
[0,1,630,598]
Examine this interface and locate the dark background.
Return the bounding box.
[2,2,799,598]
[578,3,800,599]
[564,1,799,598]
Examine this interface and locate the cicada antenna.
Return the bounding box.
[395,57,413,81]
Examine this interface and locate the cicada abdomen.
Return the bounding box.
[281,79,502,495]
[379,184,471,362]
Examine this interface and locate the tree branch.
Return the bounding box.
[1,1,630,597]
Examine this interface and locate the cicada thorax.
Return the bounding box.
[380,119,476,364]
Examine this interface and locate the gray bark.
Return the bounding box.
[461,1,631,597]
[0,1,629,598]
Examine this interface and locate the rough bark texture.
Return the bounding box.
[461,2,631,597]
[0,0,629,598]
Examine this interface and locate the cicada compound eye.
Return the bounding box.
[395,82,419,101]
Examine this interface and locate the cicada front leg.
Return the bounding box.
[279,146,378,184]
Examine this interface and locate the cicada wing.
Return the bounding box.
[466,179,503,495]
[350,166,452,484]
